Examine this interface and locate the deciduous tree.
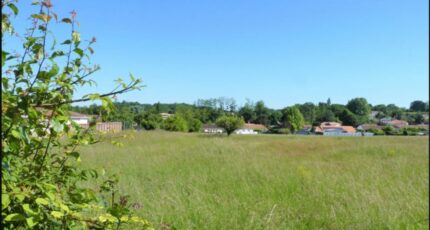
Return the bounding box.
[216,115,244,136]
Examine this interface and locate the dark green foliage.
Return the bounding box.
[187,118,202,132]
[175,106,203,132]
[346,98,371,116]
[315,109,338,123]
[238,100,256,123]
[409,100,427,112]
[268,110,282,126]
[297,102,317,124]
[400,127,428,136]
[282,107,305,133]
[338,109,359,126]
[163,115,188,132]
[406,114,425,125]
[268,127,290,134]
[385,104,406,119]
[330,104,346,117]
[373,104,387,113]
[382,126,398,135]
[216,115,245,136]
[367,128,384,135]
[254,101,270,126]
[135,112,162,130]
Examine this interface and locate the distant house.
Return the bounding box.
[202,124,224,134]
[160,113,173,120]
[315,121,358,136]
[379,118,409,128]
[35,108,93,128]
[235,123,268,135]
[35,108,123,131]
[69,111,92,128]
[389,120,409,128]
[379,117,392,125]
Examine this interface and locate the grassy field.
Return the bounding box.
[80,131,429,229]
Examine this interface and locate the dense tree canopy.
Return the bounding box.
[282,107,305,133]
[72,98,427,131]
[410,100,428,112]
[238,104,256,123]
[338,109,359,126]
[254,101,270,126]
[346,98,371,116]
[297,102,317,125]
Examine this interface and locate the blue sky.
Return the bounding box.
[5,0,429,109]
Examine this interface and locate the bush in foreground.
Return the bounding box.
[2,1,151,229]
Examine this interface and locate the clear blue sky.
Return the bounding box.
[6,0,429,109]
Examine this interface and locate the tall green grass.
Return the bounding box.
[80,131,429,229]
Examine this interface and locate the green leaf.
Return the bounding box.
[35,198,49,206]
[31,14,51,22]
[88,93,101,100]
[36,71,49,81]
[73,48,84,57]
[11,130,20,139]
[50,211,64,219]
[16,194,26,202]
[48,63,59,77]
[8,3,19,15]
[45,192,55,201]
[2,194,10,210]
[61,40,71,45]
[66,151,80,160]
[26,217,38,228]
[60,203,70,213]
[51,51,65,58]
[62,18,72,24]
[98,215,107,223]
[2,51,8,67]
[42,183,57,191]
[4,213,25,222]
[22,204,38,216]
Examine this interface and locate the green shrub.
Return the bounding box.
[135,112,162,130]
[382,126,399,135]
[269,128,290,134]
[1,2,151,229]
[367,128,384,135]
[187,118,202,132]
[163,115,188,132]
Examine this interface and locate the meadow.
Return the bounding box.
[80,131,429,229]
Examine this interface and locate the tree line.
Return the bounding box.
[72,98,429,133]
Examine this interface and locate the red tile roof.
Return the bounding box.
[242,123,268,130]
[316,125,356,133]
[340,126,356,133]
